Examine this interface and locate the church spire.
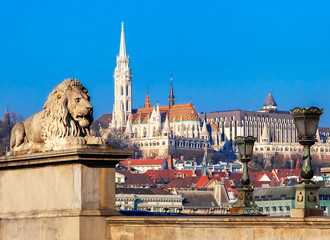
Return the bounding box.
[144,91,151,108]
[119,22,127,58]
[168,75,175,109]
[112,22,132,129]
[3,107,10,125]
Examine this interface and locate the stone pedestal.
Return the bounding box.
[229,187,262,215]
[0,145,133,240]
[292,182,323,217]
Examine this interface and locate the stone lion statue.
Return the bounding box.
[10,79,105,153]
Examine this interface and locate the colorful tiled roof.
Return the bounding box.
[128,103,200,124]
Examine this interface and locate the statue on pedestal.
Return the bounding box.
[10,79,105,153]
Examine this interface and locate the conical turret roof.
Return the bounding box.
[264,92,277,107]
[144,93,151,108]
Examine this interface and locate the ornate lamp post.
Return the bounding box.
[230,136,261,215]
[290,107,323,216]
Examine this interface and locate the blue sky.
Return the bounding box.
[0,0,330,126]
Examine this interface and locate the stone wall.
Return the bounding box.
[107,215,330,240]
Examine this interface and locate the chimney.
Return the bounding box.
[296,158,300,170]
[128,160,131,172]
[167,155,173,170]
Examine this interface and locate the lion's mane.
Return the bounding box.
[41,79,92,141]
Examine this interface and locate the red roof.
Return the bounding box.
[195,176,213,188]
[164,177,201,189]
[116,170,155,186]
[122,158,166,166]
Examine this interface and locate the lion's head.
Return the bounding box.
[41,79,94,140]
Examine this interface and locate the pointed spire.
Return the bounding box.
[3,107,10,125]
[144,91,151,108]
[168,75,175,109]
[119,22,127,58]
[202,149,208,176]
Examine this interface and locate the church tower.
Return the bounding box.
[112,22,132,128]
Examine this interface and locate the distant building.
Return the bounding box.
[254,186,330,216]
[121,158,168,173]
[200,92,330,160]
[115,188,183,213]
[178,183,232,215]
[115,170,155,188]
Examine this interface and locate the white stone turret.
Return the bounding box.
[200,120,209,140]
[162,114,172,137]
[316,129,321,143]
[260,123,270,143]
[112,22,132,128]
[124,119,133,137]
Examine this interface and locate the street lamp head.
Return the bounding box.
[235,136,256,160]
[290,107,323,142]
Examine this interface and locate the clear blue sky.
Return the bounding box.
[0,0,330,127]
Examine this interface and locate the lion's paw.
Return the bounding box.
[64,136,87,145]
[85,136,106,145]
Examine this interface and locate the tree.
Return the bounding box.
[93,127,142,158]
[0,111,24,152]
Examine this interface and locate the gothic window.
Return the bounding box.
[121,87,124,96]
[126,85,128,95]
